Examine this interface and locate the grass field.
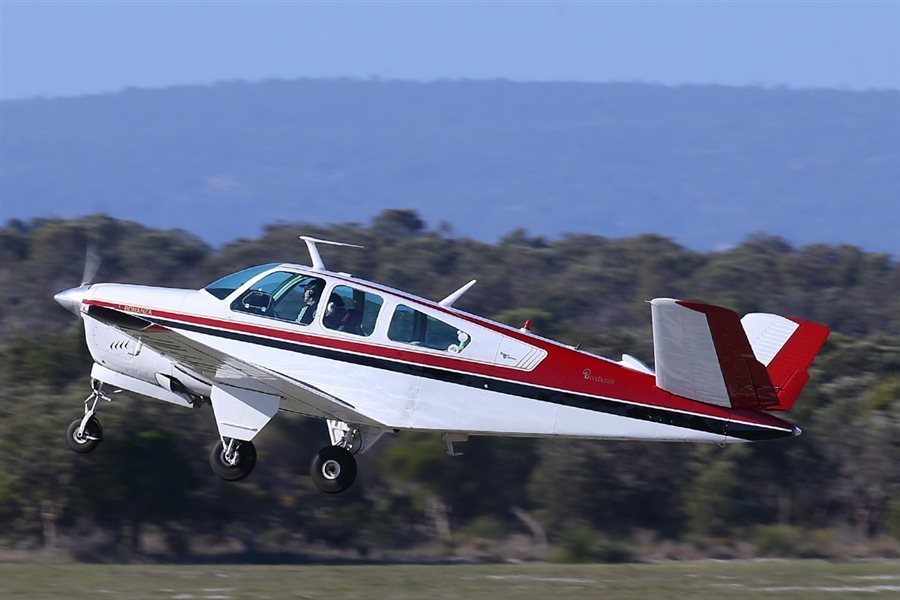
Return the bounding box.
[2,560,899,599]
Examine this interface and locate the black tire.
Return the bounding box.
[209,439,257,481]
[310,445,357,494]
[66,417,103,454]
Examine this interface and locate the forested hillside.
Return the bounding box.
[1,211,899,561]
[2,79,898,253]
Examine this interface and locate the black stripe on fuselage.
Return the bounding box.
[151,316,790,442]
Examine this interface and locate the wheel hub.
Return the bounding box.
[322,459,341,480]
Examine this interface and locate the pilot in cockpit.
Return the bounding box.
[296,280,325,325]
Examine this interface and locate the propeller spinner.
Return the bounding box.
[55,245,102,315]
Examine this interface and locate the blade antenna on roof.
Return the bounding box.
[439,279,477,308]
[299,236,364,271]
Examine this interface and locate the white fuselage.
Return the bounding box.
[77,264,792,445]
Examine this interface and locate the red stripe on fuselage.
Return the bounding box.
[85,298,794,431]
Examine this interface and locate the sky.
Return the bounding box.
[1,1,899,99]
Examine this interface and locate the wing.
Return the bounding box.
[86,304,382,427]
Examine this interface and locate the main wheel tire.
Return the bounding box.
[310,445,357,494]
[209,439,257,481]
[66,417,103,454]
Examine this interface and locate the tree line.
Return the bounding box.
[1,211,898,562]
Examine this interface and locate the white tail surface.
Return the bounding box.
[650,298,731,407]
[741,313,800,366]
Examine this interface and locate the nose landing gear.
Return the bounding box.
[65,380,115,454]
[66,416,103,453]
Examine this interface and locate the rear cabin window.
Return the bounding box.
[323,285,383,336]
[230,271,326,326]
[204,263,279,299]
[388,305,471,354]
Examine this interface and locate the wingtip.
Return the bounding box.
[649,297,678,306]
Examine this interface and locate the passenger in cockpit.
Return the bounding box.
[323,294,347,329]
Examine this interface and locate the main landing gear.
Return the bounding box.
[307,420,384,494]
[206,434,357,489]
[310,445,357,494]
[206,431,363,490]
[206,435,361,491]
[65,380,115,454]
[209,438,257,481]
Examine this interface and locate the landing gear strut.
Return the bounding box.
[209,438,257,481]
[65,379,113,454]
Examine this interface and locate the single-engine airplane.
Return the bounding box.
[53,237,829,493]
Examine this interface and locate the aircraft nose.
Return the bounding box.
[792,425,803,437]
[54,285,89,315]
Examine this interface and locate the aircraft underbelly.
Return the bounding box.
[282,355,419,427]
[408,376,727,442]
[553,402,726,442]
[412,376,558,434]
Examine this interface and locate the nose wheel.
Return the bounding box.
[66,417,103,453]
[209,439,257,481]
[310,445,357,494]
[66,380,113,454]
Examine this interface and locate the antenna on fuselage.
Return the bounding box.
[299,236,364,272]
[439,279,477,308]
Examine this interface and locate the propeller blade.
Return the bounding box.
[81,244,102,286]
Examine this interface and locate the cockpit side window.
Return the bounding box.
[323,285,384,336]
[230,271,326,326]
[388,304,471,354]
[204,263,280,300]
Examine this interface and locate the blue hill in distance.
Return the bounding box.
[1,79,897,254]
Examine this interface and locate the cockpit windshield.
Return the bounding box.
[203,264,279,300]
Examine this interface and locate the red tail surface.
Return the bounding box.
[759,318,830,411]
[651,299,829,412]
